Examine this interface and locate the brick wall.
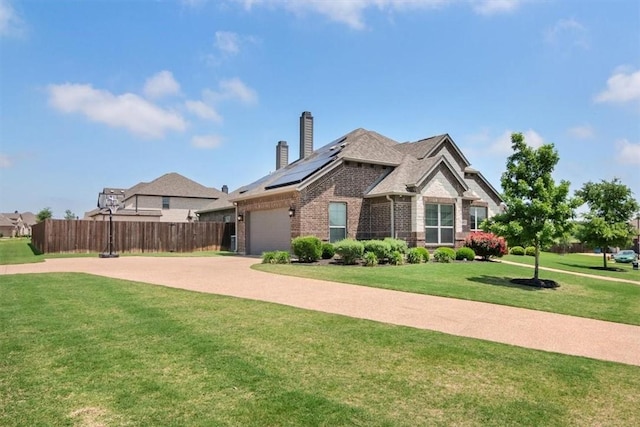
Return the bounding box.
[299,162,389,241]
[235,191,299,253]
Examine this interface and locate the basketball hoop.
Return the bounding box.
[105,195,121,215]
[98,190,124,258]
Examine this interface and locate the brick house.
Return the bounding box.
[84,172,229,223]
[228,112,503,255]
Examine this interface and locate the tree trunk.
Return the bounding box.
[603,248,608,269]
[533,240,540,280]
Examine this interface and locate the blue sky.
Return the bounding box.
[1,0,639,218]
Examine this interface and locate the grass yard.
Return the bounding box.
[0,238,232,265]
[502,252,639,279]
[255,260,640,326]
[1,273,639,426]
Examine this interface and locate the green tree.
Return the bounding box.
[36,207,53,223]
[485,133,580,283]
[64,209,77,220]
[575,178,639,269]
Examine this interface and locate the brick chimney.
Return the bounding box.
[276,140,289,170]
[299,111,313,159]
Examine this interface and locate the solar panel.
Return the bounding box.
[265,148,340,190]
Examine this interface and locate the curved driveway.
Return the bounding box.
[2,256,640,367]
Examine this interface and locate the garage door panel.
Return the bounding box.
[248,208,291,255]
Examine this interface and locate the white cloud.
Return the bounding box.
[0,153,12,168]
[0,0,24,37]
[204,77,258,105]
[594,68,640,104]
[544,18,588,49]
[472,0,522,16]
[227,0,522,29]
[567,124,595,139]
[143,70,181,99]
[616,139,640,166]
[191,134,223,149]
[489,129,545,154]
[48,83,187,139]
[215,31,240,54]
[185,100,223,123]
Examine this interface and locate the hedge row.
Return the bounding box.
[262,236,510,265]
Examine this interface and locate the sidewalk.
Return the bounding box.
[499,259,640,285]
[2,256,640,366]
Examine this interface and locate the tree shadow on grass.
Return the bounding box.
[28,242,43,256]
[556,262,627,273]
[467,275,556,291]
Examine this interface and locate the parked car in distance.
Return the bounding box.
[613,250,638,263]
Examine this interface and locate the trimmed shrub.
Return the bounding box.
[389,250,404,265]
[433,247,456,263]
[363,240,392,262]
[291,235,322,262]
[416,247,430,262]
[262,251,277,264]
[334,238,365,265]
[384,238,409,254]
[363,251,378,267]
[525,246,536,257]
[261,251,290,264]
[456,247,476,261]
[321,242,335,260]
[464,231,508,260]
[510,246,525,256]
[406,248,423,264]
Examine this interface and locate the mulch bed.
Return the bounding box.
[510,278,559,288]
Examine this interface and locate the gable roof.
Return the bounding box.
[231,128,499,203]
[122,173,226,199]
[396,134,471,167]
[366,155,469,197]
[0,211,37,226]
[20,212,37,225]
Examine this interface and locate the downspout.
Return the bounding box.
[386,195,395,239]
[234,203,239,253]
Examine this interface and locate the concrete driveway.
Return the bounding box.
[2,255,640,366]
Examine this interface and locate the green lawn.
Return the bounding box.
[254,260,640,326]
[502,252,639,279]
[0,238,233,265]
[1,273,638,426]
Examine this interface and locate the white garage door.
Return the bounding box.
[248,208,291,255]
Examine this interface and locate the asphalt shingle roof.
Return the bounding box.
[231,128,488,201]
[123,173,226,199]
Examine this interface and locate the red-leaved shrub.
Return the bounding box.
[464,232,508,260]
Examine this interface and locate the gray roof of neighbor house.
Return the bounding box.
[196,197,235,214]
[119,173,227,200]
[20,212,37,225]
[0,211,37,225]
[0,214,14,227]
[230,128,500,202]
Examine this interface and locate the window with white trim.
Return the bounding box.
[469,206,487,231]
[162,196,170,209]
[329,202,347,243]
[425,203,454,244]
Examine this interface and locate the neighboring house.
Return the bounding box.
[228,112,503,255]
[84,173,229,222]
[0,214,14,237]
[0,211,37,237]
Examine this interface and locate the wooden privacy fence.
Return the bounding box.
[32,219,234,254]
